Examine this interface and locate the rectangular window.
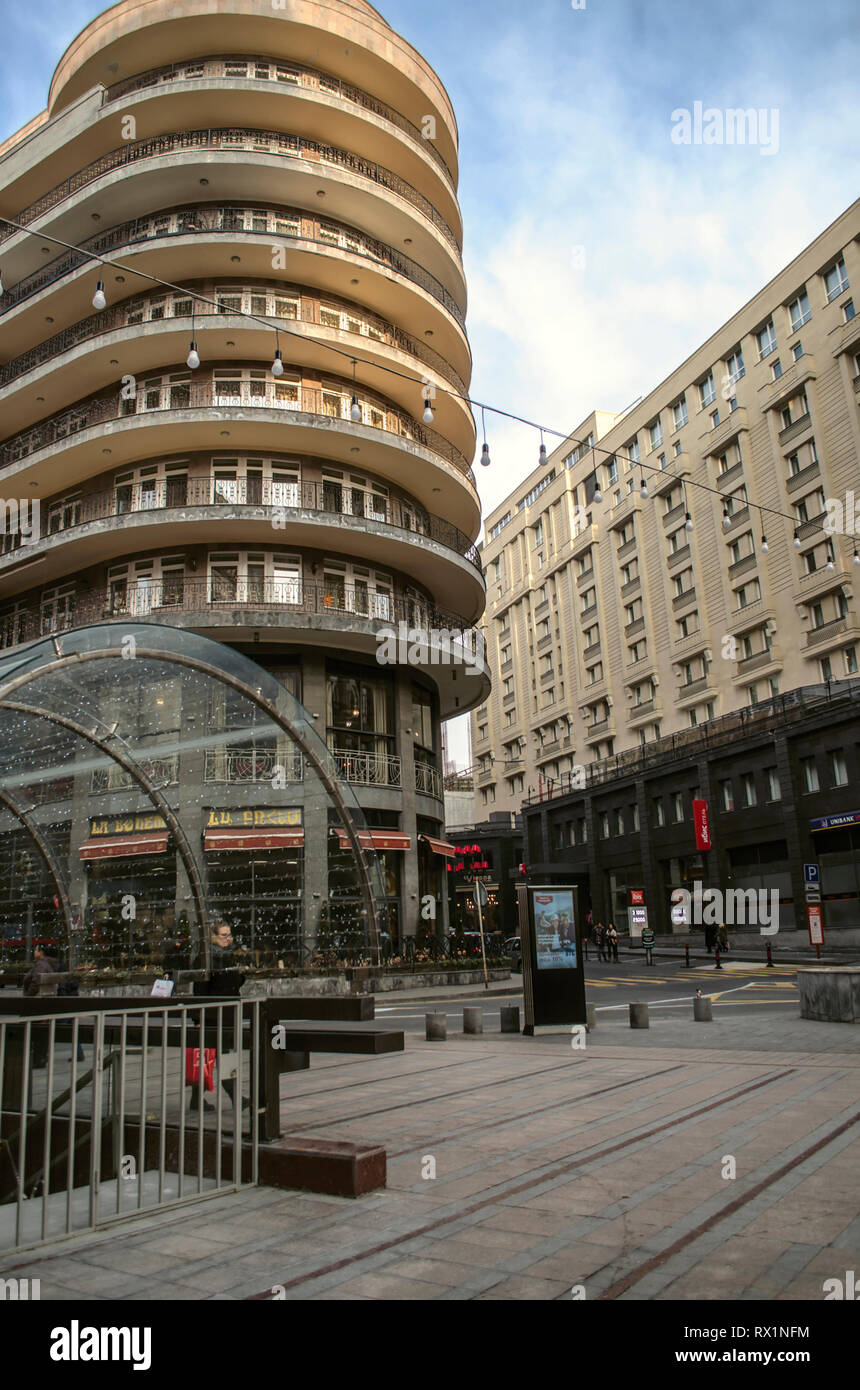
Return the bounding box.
[741,772,757,807]
[719,779,734,812]
[672,792,684,822]
[830,750,848,787]
[756,320,777,359]
[672,397,688,430]
[765,767,782,802]
[649,419,663,450]
[698,372,716,408]
[823,257,849,302]
[800,757,819,793]
[788,291,811,332]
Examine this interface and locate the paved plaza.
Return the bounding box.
[5,994,860,1302]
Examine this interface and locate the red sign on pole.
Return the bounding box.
[630,889,645,906]
[807,903,824,951]
[693,799,711,851]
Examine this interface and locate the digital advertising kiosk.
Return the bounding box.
[516,883,586,1034]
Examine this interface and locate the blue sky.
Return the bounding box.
[1,0,858,761]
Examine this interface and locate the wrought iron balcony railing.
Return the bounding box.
[203,748,304,784]
[330,747,402,788]
[0,281,467,397]
[0,580,481,655]
[0,127,460,252]
[19,477,482,571]
[0,370,474,481]
[102,55,455,181]
[414,760,443,799]
[0,203,465,327]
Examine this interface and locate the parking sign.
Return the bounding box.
[803,864,820,885]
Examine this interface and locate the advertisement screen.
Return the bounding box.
[532,888,577,970]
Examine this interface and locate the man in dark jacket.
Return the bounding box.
[190,922,247,1112]
[22,947,58,1067]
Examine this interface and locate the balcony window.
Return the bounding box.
[725,349,745,383]
[698,372,716,408]
[648,420,663,450]
[823,257,849,302]
[800,757,819,793]
[755,320,777,359]
[788,291,811,332]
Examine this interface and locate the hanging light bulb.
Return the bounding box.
[854,548,860,566]
[760,534,768,552]
[271,348,284,377]
[639,470,648,498]
[92,281,107,311]
[827,553,835,571]
[186,340,200,369]
[350,395,362,422]
[423,399,435,425]
[0,266,4,297]
[593,483,603,504]
[480,406,491,466]
[685,511,694,532]
[794,529,801,548]
[722,507,731,529]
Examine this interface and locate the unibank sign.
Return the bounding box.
[811,810,860,831]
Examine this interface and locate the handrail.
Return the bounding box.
[16,477,481,570]
[0,203,466,326]
[0,127,461,252]
[0,282,468,397]
[0,578,481,654]
[102,54,455,182]
[0,368,475,482]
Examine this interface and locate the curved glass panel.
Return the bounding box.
[0,622,388,978]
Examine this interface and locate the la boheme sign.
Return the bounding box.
[205,807,303,828]
[89,814,168,837]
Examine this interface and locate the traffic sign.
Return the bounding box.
[803,863,820,885]
[805,887,821,904]
[807,903,824,947]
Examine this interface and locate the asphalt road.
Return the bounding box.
[374,957,802,1033]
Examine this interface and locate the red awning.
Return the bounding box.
[332,829,411,852]
[204,828,304,852]
[81,833,168,861]
[421,835,457,858]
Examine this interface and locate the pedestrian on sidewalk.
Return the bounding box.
[605,922,619,963]
[640,923,655,966]
[23,945,58,1068]
[594,921,606,961]
[717,922,729,954]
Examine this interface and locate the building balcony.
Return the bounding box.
[667,544,692,572]
[0,126,462,261]
[777,411,813,448]
[728,553,758,581]
[675,677,714,705]
[500,658,514,676]
[716,461,745,492]
[102,54,457,188]
[582,640,602,661]
[536,633,553,653]
[624,616,646,637]
[650,455,690,499]
[540,669,555,686]
[616,536,638,562]
[576,566,596,589]
[503,690,516,708]
[584,718,615,744]
[796,566,850,603]
[725,600,774,636]
[607,493,641,530]
[786,460,822,494]
[724,507,751,535]
[804,615,860,651]
[662,502,686,529]
[92,754,180,791]
[0,578,489,717]
[203,747,304,785]
[536,741,561,765]
[703,407,748,457]
[671,587,697,613]
[415,760,443,799]
[570,523,599,560]
[626,699,659,725]
[0,204,468,378]
[673,629,708,658]
[762,355,817,415]
[620,575,641,601]
[733,648,783,682]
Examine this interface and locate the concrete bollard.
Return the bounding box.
[629,1002,649,1029]
[425,1013,447,1041]
[586,1003,596,1032]
[463,1007,483,1035]
[693,996,713,1022]
[500,1005,520,1034]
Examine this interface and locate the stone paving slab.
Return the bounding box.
[3,1012,860,1301]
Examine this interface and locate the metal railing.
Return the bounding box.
[0,580,480,655]
[203,748,304,784]
[330,747,402,788]
[91,756,179,792]
[0,282,467,397]
[522,679,860,804]
[9,477,481,572]
[0,371,474,482]
[103,55,454,181]
[0,127,460,252]
[0,997,260,1253]
[415,761,443,799]
[0,203,465,328]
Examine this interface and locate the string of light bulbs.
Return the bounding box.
[0,214,855,564]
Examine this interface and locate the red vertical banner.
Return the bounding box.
[693,799,711,851]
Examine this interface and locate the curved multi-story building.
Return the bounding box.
[0,0,488,963]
